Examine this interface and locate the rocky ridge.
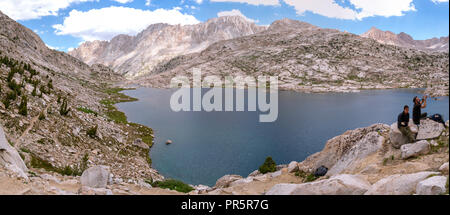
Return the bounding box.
[361,27,449,53]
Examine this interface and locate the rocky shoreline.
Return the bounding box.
[2,117,448,195]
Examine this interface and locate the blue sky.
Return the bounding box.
[0,0,448,52]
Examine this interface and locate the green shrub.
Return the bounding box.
[152,179,194,193]
[106,110,127,124]
[305,174,318,182]
[38,112,45,120]
[47,79,53,90]
[20,147,31,153]
[7,79,21,95]
[39,85,48,95]
[86,126,98,138]
[77,107,98,116]
[258,156,277,174]
[2,97,11,109]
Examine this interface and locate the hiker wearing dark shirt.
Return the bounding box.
[413,96,427,125]
[398,105,415,143]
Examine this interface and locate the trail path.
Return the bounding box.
[15,104,50,150]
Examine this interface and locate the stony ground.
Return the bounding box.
[192,120,449,195]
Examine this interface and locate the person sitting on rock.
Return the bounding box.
[398,105,415,143]
[412,96,427,126]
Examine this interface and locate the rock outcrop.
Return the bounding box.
[80,166,111,189]
[266,174,371,195]
[439,162,449,174]
[400,140,430,159]
[415,176,447,195]
[298,124,389,175]
[365,171,439,195]
[0,126,28,179]
[214,175,243,189]
[389,120,418,149]
[326,132,384,175]
[416,119,445,140]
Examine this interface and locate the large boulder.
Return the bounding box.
[416,119,445,140]
[400,140,430,159]
[266,174,371,195]
[214,175,243,189]
[287,161,299,173]
[439,162,449,175]
[0,126,28,179]
[327,131,384,175]
[80,165,110,188]
[416,176,447,195]
[298,124,390,174]
[389,120,418,149]
[365,171,439,195]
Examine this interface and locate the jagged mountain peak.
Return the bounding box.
[69,16,266,78]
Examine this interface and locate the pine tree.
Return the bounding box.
[59,98,70,116]
[18,95,27,116]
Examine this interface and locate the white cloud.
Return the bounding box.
[53,6,200,41]
[195,0,204,4]
[431,0,449,3]
[210,0,416,20]
[112,0,133,3]
[283,0,416,20]
[0,0,97,21]
[350,0,416,19]
[210,0,280,6]
[217,9,258,22]
[145,0,151,6]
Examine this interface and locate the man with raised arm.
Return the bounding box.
[412,95,427,126]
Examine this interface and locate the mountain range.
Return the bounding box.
[361,27,449,52]
[69,16,266,78]
[127,18,447,94]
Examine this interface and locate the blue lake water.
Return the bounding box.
[117,88,449,186]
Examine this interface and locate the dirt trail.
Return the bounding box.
[15,104,50,150]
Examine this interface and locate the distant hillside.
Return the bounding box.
[361,27,449,52]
